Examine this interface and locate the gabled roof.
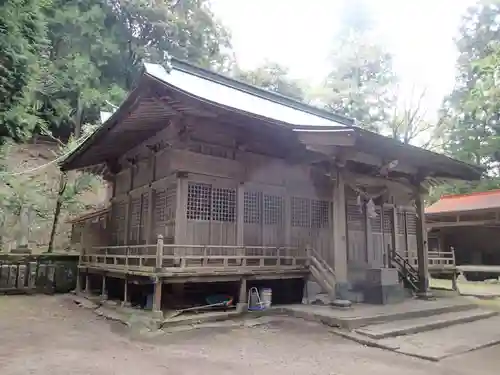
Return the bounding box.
[426,190,500,215]
[59,59,483,184]
[147,60,353,127]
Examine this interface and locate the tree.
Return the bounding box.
[0,0,47,141]
[322,34,398,132]
[37,0,233,139]
[233,62,306,101]
[436,1,500,197]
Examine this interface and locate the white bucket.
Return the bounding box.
[260,288,272,309]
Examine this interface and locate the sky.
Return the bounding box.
[210,0,475,116]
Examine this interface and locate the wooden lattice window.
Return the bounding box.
[187,182,236,222]
[371,207,382,233]
[397,210,406,235]
[347,202,364,231]
[244,191,262,224]
[264,195,283,225]
[129,197,142,244]
[312,200,330,229]
[187,182,211,220]
[383,207,393,233]
[71,222,85,244]
[111,201,126,245]
[154,189,167,223]
[165,183,176,220]
[212,187,236,222]
[406,212,417,235]
[291,197,311,228]
[139,192,149,243]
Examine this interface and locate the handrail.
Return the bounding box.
[80,238,308,272]
[307,247,335,279]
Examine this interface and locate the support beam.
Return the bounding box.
[84,274,90,295]
[75,268,82,294]
[101,275,107,301]
[153,277,163,317]
[333,169,348,298]
[390,205,397,267]
[415,189,431,297]
[122,278,129,307]
[236,183,244,246]
[174,175,188,265]
[237,277,248,313]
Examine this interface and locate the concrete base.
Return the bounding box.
[236,303,248,313]
[363,284,406,305]
[335,283,351,301]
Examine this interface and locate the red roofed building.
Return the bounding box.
[426,190,500,274]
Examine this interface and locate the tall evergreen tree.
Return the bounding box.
[0,0,47,141]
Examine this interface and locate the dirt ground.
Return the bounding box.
[0,295,499,375]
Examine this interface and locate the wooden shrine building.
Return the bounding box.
[426,190,500,279]
[62,59,482,312]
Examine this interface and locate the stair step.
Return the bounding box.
[379,314,500,361]
[355,308,497,339]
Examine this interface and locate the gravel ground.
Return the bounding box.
[0,295,499,375]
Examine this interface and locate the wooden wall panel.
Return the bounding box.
[115,170,130,195]
[133,160,150,189]
[346,199,367,267]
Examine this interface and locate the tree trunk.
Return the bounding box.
[47,172,67,253]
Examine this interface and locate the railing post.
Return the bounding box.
[156,234,164,271]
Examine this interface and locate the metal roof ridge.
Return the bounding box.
[169,57,354,126]
[440,189,500,200]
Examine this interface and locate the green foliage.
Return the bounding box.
[322,33,398,132]
[234,62,306,101]
[0,0,47,141]
[1,0,232,141]
[433,0,500,199]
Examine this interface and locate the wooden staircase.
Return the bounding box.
[390,248,420,292]
[307,248,336,299]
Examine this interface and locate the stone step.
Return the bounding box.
[378,314,500,361]
[355,308,497,339]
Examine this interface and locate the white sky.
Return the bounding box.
[210,0,475,116]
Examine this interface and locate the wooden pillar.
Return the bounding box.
[390,205,397,267]
[76,269,82,294]
[101,275,107,300]
[125,165,135,245]
[236,182,245,265]
[365,203,373,266]
[237,183,245,246]
[153,277,163,315]
[415,190,431,296]
[333,169,348,295]
[174,174,188,265]
[84,273,90,295]
[237,277,248,313]
[122,278,129,307]
[146,151,156,243]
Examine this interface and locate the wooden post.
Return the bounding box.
[237,183,244,246]
[332,168,348,297]
[174,174,188,265]
[101,275,107,300]
[84,273,90,295]
[415,189,431,297]
[75,269,82,294]
[365,203,373,266]
[451,271,458,292]
[237,183,245,265]
[156,234,164,270]
[122,278,129,307]
[390,205,397,267]
[237,277,248,313]
[153,277,163,316]
[146,188,154,243]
